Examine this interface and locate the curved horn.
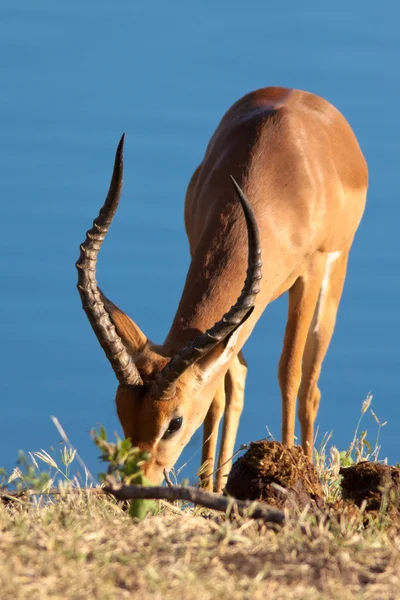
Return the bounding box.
[151,176,262,399]
[76,135,143,387]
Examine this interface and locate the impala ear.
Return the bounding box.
[99,290,147,355]
[196,307,254,383]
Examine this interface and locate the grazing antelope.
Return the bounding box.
[77,87,367,492]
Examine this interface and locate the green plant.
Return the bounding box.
[341,393,387,466]
[91,426,157,519]
[5,446,77,493]
[314,394,387,502]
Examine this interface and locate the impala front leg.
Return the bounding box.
[199,383,226,491]
[215,351,247,493]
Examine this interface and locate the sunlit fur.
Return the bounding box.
[105,296,241,485]
[88,87,368,490]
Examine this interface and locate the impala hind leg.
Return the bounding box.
[215,351,248,493]
[200,383,226,491]
[278,254,327,449]
[298,250,350,458]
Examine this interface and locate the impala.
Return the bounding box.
[77,86,368,492]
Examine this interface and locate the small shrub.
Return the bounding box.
[91,426,157,519]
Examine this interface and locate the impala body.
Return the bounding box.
[77,87,368,491]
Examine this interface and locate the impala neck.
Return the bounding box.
[163,212,297,357]
[163,208,255,355]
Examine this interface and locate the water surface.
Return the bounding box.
[1,1,399,480]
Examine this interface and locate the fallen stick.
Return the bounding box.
[1,484,284,524]
[104,483,285,524]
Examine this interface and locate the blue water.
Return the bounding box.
[1,1,399,481]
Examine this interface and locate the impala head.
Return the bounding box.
[76,135,262,484]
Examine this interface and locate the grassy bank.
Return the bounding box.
[1,490,400,600]
[1,399,398,600]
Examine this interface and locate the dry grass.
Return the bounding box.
[1,399,396,600]
[1,490,400,600]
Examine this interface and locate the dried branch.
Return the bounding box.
[1,483,284,524]
[104,483,285,523]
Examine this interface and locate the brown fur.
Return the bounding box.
[105,87,367,490]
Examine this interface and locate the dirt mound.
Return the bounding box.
[225,441,400,521]
[225,440,324,510]
[340,461,400,512]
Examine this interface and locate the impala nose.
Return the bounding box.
[142,460,165,486]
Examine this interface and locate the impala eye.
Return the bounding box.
[162,417,183,439]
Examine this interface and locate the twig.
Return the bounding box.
[163,469,173,488]
[104,483,285,523]
[1,484,284,524]
[199,444,248,483]
[50,416,97,485]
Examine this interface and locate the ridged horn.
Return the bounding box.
[76,135,143,387]
[151,175,262,399]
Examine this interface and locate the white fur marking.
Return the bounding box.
[313,252,341,333]
[203,327,241,382]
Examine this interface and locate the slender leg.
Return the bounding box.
[199,382,226,491]
[215,351,248,493]
[278,253,327,448]
[298,250,350,457]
